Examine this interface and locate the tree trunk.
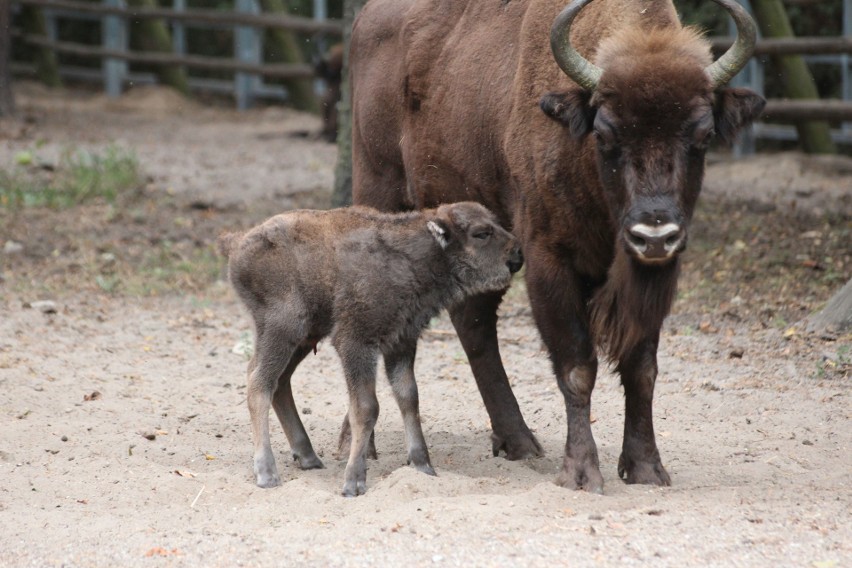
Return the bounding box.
[750,0,836,154]
[259,0,317,112]
[127,0,189,95]
[20,5,62,88]
[331,0,364,208]
[0,0,14,116]
[805,278,852,335]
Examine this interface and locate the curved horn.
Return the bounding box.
[705,0,758,87]
[549,0,602,91]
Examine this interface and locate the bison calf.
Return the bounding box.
[219,202,523,496]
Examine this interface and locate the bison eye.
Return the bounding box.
[472,228,492,240]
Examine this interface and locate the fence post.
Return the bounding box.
[102,0,128,97]
[843,0,851,133]
[313,0,327,96]
[172,0,186,56]
[729,0,759,157]
[234,0,261,110]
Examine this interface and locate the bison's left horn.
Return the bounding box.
[550,0,602,91]
[704,0,758,87]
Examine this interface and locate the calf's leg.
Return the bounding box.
[617,334,671,486]
[336,342,380,497]
[449,291,542,460]
[384,340,435,476]
[271,345,323,470]
[336,416,377,460]
[246,334,298,488]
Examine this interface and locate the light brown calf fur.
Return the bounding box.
[219,202,523,496]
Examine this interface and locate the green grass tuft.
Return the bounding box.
[0,146,141,210]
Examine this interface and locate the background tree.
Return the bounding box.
[0,0,14,116]
[330,0,363,207]
[750,0,836,154]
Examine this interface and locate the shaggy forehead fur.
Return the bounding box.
[593,26,714,130]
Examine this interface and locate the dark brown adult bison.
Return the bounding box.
[350,0,765,493]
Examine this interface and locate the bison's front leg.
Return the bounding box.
[526,256,604,494]
[449,291,542,460]
[617,335,671,486]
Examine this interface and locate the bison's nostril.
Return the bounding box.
[626,223,682,260]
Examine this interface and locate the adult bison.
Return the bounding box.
[350,0,764,492]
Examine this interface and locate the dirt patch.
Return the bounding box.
[0,83,850,566]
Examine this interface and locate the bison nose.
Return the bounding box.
[625,223,686,263]
[506,247,524,274]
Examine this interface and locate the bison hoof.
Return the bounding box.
[491,430,543,460]
[294,452,324,470]
[555,458,604,494]
[618,453,671,486]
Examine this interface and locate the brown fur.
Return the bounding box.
[220,202,522,496]
[351,0,765,492]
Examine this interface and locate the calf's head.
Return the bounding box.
[541,0,765,266]
[428,202,523,294]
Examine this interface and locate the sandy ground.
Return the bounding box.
[0,83,850,567]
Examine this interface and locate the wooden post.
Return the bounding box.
[102,0,128,97]
[0,0,15,116]
[751,0,837,154]
[259,0,318,112]
[235,0,261,110]
[331,0,363,207]
[19,4,62,87]
[126,0,189,94]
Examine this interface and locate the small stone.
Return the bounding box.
[3,241,24,255]
[729,348,745,359]
[29,300,58,314]
[802,440,813,446]
[61,436,68,442]
[302,407,312,415]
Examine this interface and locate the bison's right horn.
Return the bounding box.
[550,0,602,91]
[704,0,758,87]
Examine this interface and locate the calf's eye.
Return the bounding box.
[472,230,492,240]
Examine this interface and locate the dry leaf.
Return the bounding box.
[174,470,196,478]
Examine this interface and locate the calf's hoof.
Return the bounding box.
[555,457,604,495]
[342,479,367,497]
[254,458,281,488]
[410,461,437,477]
[293,452,324,470]
[618,453,671,486]
[491,429,543,460]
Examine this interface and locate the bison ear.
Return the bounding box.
[427,220,451,249]
[540,89,595,139]
[713,88,766,146]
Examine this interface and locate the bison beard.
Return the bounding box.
[590,249,679,364]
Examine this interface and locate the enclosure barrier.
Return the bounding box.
[10,0,342,108]
[7,0,852,151]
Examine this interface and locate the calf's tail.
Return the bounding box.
[216,231,242,258]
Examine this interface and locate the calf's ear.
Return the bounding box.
[713,88,766,145]
[428,220,451,249]
[540,88,595,139]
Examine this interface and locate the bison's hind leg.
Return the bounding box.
[384,340,436,477]
[271,344,324,471]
